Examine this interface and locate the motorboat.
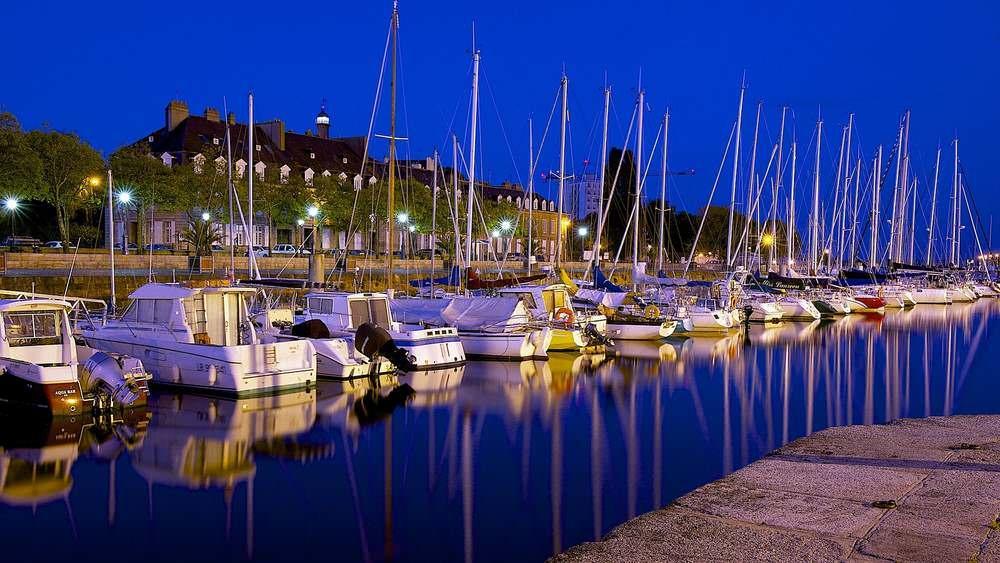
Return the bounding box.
[298,291,466,370]
[392,297,552,360]
[82,283,316,396]
[497,284,608,352]
[0,298,149,416]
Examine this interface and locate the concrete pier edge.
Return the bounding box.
[554,415,1000,562]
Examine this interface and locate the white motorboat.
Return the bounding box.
[82,283,316,396]
[298,291,466,370]
[0,298,149,415]
[777,296,822,321]
[392,296,552,360]
[498,284,609,351]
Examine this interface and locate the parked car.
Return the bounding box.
[113,242,139,252]
[414,248,443,259]
[272,244,310,256]
[43,240,76,249]
[3,236,42,249]
[346,249,368,257]
[210,243,225,252]
[250,246,270,257]
[142,243,174,252]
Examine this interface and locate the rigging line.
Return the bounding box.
[609,119,663,276]
[684,120,738,276]
[591,102,638,257]
[481,70,524,188]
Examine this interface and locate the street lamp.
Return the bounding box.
[577,226,588,260]
[3,197,18,240]
[396,212,408,224]
[296,218,305,226]
[116,190,133,253]
[307,205,320,219]
[201,211,211,222]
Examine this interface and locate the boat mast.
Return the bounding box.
[849,156,862,265]
[950,137,960,266]
[453,135,462,272]
[223,98,236,278]
[925,146,940,266]
[555,72,568,265]
[725,77,746,269]
[787,140,796,267]
[107,169,116,314]
[901,111,912,262]
[771,107,786,270]
[656,109,669,273]
[592,83,611,271]
[527,117,535,275]
[870,146,882,270]
[887,119,904,264]
[907,176,918,263]
[745,101,762,271]
[464,47,481,270]
[631,82,644,275]
[810,115,822,274]
[430,149,439,296]
[247,92,256,279]
[837,113,854,270]
[386,1,399,289]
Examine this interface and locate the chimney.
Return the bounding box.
[227,112,236,125]
[204,107,221,122]
[165,100,189,132]
[259,119,286,151]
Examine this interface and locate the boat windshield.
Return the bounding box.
[349,297,392,329]
[2,311,62,347]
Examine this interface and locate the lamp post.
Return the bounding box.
[577,225,588,261]
[117,190,132,254]
[4,198,19,241]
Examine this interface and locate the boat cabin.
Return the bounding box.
[303,292,396,331]
[118,284,258,346]
[497,284,575,320]
[0,299,76,367]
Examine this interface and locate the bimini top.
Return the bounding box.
[128,283,258,300]
[0,298,72,312]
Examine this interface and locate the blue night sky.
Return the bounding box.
[4,1,999,225]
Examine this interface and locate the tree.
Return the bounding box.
[179,213,224,256]
[0,112,44,199]
[25,128,105,242]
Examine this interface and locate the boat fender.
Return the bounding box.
[643,304,660,319]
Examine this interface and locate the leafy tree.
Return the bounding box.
[0,112,43,199]
[25,128,105,242]
[179,213,224,256]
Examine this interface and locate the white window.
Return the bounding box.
[304,168,315,185]
[254,224,266,246]
[254,161,266,180]
[279,164,291,184]
[533,198,538,210]
[235,159,246,179]
[3,311,61,346]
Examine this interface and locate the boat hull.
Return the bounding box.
[0,373,89,416]
[83,335,316,396]
[605,320,676,341]
[457,329,551,360]
[778,298,821,321]
[910,288,951,304]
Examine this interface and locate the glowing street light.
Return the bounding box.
[577,226,589,237]
[761,233,775,247]
[87,176,101,188]
[307,205,320,218]
[396,212,409,224]
[116,190,132,204]
[500,219,512,233]
[201,211,211,222]
[491,229,501,239]
[4,198,18,212]
[296,218,305,226]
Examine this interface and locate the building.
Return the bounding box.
[122,99,569,260]
[572,172,602,219]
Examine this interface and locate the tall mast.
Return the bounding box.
[107,170,116,314]
[787,140,797,267]
[870,146,882,269]
[247,92,255,279]
[829,124,846,270]
[838,113,854,270]
[849,156,862,265]
[464,48,481,269]
[631,82,644,271]
[907,177,918,262]
[771,107,786,269]
[950,137,960,266]
[725,77,746,268]
[555,72,568,265]
[386,1,399,288]
[527,118,535,275]
[810,115,822,274]
[592,83,611,270]
[223,98,236,278]
[430,150,439,296]
[656,109,670,272]
[745,101,762,271]
[900,111,912,262]
[452,135,462,270]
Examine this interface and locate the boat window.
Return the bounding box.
[369,298,391,329]
[3,311,62,347]
[121,302,138,322]
[134,299,175,324]
[307,298,334,314]
[349,300,371,327]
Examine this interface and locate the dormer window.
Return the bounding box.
[148,136,154,143]
[338,172,348,182]
[342,157,348,164]
[254,161,266,180]
[310,152,316,159]
[235,159,246,179]
[161,153,174,167]
[279,164,291,183]
[304,168,315,185]
[212,137,220,145]
[255,144,261,152]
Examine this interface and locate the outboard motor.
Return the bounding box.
[584,322,613,347]
[81,352,151,410]
[355,322,416,371]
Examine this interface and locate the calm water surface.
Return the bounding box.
[3,300,999,562]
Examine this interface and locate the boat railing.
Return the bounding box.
[0,289,109,328]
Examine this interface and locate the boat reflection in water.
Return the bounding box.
[1,298,999,562]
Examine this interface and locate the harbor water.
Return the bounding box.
[1,299,998,562]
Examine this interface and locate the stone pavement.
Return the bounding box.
[554,416,1000,562]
